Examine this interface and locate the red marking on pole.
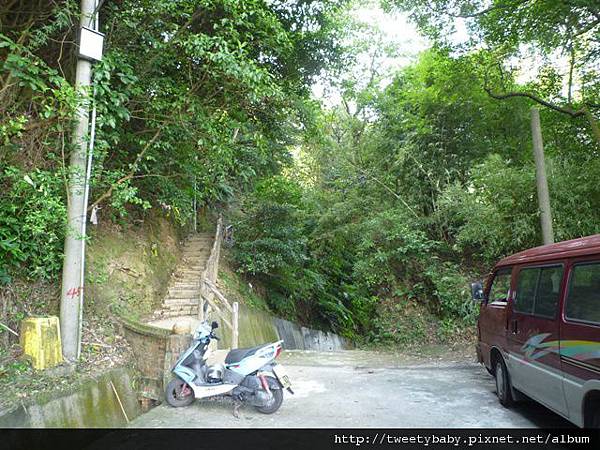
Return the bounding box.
[67,287,84,298]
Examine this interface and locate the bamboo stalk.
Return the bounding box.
[110,380,130,423]
[0,321,18,337]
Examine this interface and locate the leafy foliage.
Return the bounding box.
[0,0,351,279]
[3,1,600,347]
[386,0,600,144]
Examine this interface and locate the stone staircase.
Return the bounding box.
[151,233,213,319]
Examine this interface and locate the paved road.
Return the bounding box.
[128,350,570,428]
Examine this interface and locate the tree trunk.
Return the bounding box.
[531,107,554,245]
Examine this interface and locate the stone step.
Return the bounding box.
[172,268,199,274]
[183,248,211,254]
[172,275,202,282]
[185,240,213,246]
[175,268,203,274]
[163,307,197,316]
[170,282,199,289]
[181,257,206,264]
[164,297,200,305]
[181,254,209,260]
[175,262,206,269]
[171,279,201,286]
[153,309,197,319]
[163,298,198,309]
[167,289,199,298]
[178,265,206,272]
[165,285,200,298]
[163,309,197,318]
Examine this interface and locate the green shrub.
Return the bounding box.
[0,166,66,279]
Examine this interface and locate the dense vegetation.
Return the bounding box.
[1,0,599,346]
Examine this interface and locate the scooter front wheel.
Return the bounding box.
[165,378,195,407]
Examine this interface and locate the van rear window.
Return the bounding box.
[566,263,600,325]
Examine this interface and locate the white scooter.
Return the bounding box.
[165,318,293,414]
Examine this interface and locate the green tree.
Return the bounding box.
[386,0,600,144]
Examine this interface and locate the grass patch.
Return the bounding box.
[86,214,182,317]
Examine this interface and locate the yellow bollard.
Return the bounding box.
[20,317,63,370]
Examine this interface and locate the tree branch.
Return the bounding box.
[483,86,600,146]
[88,128,162,211]
[483,86,585,118]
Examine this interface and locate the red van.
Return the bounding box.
[473,235,600,428]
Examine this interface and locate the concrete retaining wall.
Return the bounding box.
[217,303,353,351]
[0,368,140,428]
[274,318,351,351]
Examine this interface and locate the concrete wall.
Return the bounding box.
[0,368,140,428]
[217,303,279,349]
[274,318,352,351]
[217,303,352,351]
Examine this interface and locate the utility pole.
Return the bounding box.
[531,107,554,245]
[59,0,98,361]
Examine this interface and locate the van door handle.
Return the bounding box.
[511,319,518,334]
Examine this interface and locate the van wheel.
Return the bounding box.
[591,409,600,428]
[495,359,513,407]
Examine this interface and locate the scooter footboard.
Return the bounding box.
[223,368,245,385]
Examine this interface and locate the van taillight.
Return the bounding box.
[275,345,282,359]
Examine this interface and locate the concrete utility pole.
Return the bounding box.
[531,107,555,245]
[60,0,97,361]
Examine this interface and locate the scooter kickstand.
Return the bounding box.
[232,398,242,419]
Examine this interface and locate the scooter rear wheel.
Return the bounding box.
[165,378,195,407]
[255,377,284,414]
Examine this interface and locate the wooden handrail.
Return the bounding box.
[197,213,238,348]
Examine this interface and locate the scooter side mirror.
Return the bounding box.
[211,321,218,330]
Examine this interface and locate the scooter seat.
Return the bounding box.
[225,345,266,364]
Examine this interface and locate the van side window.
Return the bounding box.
[487,268,512,304]
[514,266,563,317]
[515,268,537,314]
[565,263,600,325]
[535,266,563,318]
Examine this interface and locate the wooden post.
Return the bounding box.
[232,301,239,349]
[531,107,554,245]
[198,296,204,322]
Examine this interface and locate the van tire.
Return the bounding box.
[495,359,513,408]
[591,409,600,429]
